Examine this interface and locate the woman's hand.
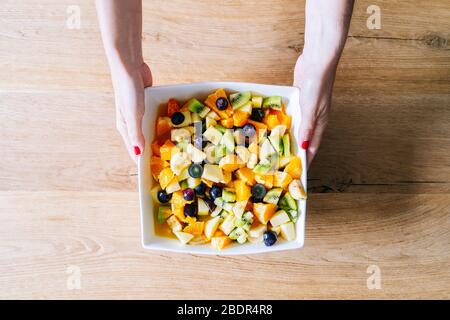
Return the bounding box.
[295,0,354,167]
[294,54,336,167]
[111,62,152,163]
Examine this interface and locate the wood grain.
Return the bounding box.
[0,0,449,299]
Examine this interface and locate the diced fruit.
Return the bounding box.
[198,106,211,118]
[236,233,248,244]
[287,209,299,223]
[197,198,210,216]
[167,215,183,232]
[229,227,247,240]
[263,187,282,205]
[187,176,201,188]
[253,202,277,224]
[187,98,205,113]
[235,146,250,163]
[171,190,186,208]
[252,96,263,108]
[262,96,282,110]
[222,170,232,184]
[158,167,175,190]
[211,235,232,250]
[254,173,274,189]
[183,221,204,235]
[269,210,291,227]
[249,224,267,238]
[151,156,170,180]
[219,214,236,235]
[289,179,307,200]
[282,134,291,157]
[234,180,252,202]
[284,156,302,179]
[221,129,235,152]
[203,126,223,145]
[222,189,236,203]
[263,230,278,246]
[157,206,172,224]
[165,177,181,194]
[205,116,217,129]
[263,114,279,130]
[170,152,190,175]
[253,161,272,175]
[280,222,296,241]
[240,101,253,114]
[202,164,224,183]
[204,216,222,240]
[220,118,234,129]
[278,192,298,211]
[247,119,267,130]
[167,98,181,117]
[247,153,258,169]
[206,110,220,120]
[204,144,217,164]
[156,117,172,136]
[230,91,251,110]
[278,156,292,169]
[233,110,249,127]
[204,88,232,119]
[171,128,191,143]
[232,200,248,219]
[273,171,293,189]
[236,167,256,185]
[160,140,177,161]
[173,231,194,244]
[269,224,281,235]
[259,139,276,160]
[219,154,243,172]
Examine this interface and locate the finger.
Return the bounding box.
[116,116,138,164]
[298,109,315,152]
[306,115,328,167]
[140,63,153,88]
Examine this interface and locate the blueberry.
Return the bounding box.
[171,112,185,125]
[263,231,278,246]
[242,123,256,138]
[157,190,172,203]
[250,109,265,122]
[184,203,198,217]
[183,188,195,201]
[210,185,223,200]
[251,183,266,201]
[194,182,207,196]
[188,163,203,178]
[216,97,228,110]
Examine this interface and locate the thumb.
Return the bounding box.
[126,111,145,157]
[298,110,315,155]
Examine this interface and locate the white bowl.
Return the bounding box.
[138,82,306,255]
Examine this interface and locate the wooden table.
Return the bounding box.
[1,0,449,299]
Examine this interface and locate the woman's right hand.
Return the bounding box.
[111,62,153,163]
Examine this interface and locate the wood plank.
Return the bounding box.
[0,0,448,93]
[0,191,449,299]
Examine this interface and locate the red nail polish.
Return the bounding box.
[301,140,309,150]
[134,146,141,156]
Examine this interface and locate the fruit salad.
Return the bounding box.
[150,88,306,250]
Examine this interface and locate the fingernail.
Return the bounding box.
[301,140,309,150]
[134,146,141,156]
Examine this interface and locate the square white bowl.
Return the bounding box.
[138,82,306,255]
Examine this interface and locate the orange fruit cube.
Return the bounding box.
[211,236,232,250]
[235,179,252,201]
[167,98,180,117]
[253,203,277,224]
[284,156,302,179]
[156,117,172,136]
[158,167,175,189]
[150,156,169,180]
[159,140,176,161]
[232,110,249,127]
[236,167,256,185]
[255,174,273,189]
